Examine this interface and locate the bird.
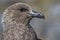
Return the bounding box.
[2,3,45,40]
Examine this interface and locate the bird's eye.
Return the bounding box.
[27,16,29,19]
[19,8,28,12]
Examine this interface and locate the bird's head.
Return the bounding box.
[7,3,45,24]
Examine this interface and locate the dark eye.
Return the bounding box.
[27,16,29,19]
[19,8,28,12]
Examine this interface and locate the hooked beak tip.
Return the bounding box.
[37,13,45,19]
[30,10,45,19]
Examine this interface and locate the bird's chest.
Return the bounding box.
[3,25,35,40]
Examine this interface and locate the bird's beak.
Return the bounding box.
[30,10,45,19]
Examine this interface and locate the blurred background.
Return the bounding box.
[0,0,60,40]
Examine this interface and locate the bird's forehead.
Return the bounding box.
[14,3,31,10]
[14,3,29,9]
[8,3,32,15]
